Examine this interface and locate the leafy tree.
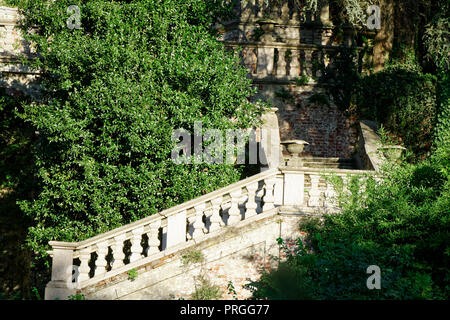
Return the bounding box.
[10,0,263,261]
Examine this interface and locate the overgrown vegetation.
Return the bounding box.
[190,275,223,300]
[247,0,449,300]
[7,0,263,267]
[181,249,205,266]
[127,268,138,281]
[247,156,449,299]
[180,249,223,300]
[0,0,264,299]
[1,0,448,300]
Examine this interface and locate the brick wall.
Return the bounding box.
[256,83,359,159]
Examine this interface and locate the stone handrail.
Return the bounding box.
[46,168,281,292]
[225,41,361,83]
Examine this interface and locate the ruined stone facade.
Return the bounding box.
[221,0,361,159]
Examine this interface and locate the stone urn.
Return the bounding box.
[378,145,406,162]
[281,140,309,167]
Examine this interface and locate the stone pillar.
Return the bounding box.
[45,242,77,300]
[257,46,274,76]
[276,48,287,77]
[166,210,187,247]
[283,171,305,206]
[304,49,313,76]
[290,49,300,77]
[260,108,282,172]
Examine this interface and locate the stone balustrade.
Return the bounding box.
[45,165,374,299]
[235,0,329,25]
[226,41,337,83]
[45,168,281,299]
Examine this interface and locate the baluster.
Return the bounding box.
[315,51,322,77]
[112,234,126,269]
[324,177,338,208]
[241,0,252,20]
[94,241,109,276]
[78,247,91,282]
[342,175,350,196]
[245,183,258,218]
[129,226,144,263]
[209,197,223,232]
[256,187,264,213]
[192,203,206,239]
[146,220,161,256]
[257,47,275,76]
[276,48,287,77]
[308,175,321,207]
[304,49,313,76]
[228,189,243,224]
[263,177,276,211]
[292,0,299,21]
[281,1,290,22]
[256,0,265,18]
[290,49,300,77]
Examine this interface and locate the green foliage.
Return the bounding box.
[295,74,310,86]
[318,48,360,111]
[31,287,41,300]
[11,0,263,262]
[308,93,330,107]
[377,125,401,147]
[191,275,222,300]
[68,293,86,300]
[127,268,138,280]
[181,250,204,266]
[247,159,450,300]
[424,11,450,71]
[275,87,294,102]
[226,280,238,299]
[0,88,34,193]
[355,64,437,160]
[252,27,265,42]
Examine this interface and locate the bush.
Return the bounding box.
[13,0,263,261]
[247,159,450,300]
[355,66,437,160]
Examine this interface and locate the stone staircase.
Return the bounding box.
[45,165,375,300]
[302,157,357,170]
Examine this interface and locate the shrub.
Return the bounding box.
[191,276,222,300]
[12,0,263,262]
[355,66,437,160]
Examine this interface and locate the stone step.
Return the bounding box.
[283,156,357,169]
[303,162,355,169]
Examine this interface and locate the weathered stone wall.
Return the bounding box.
[0,6,39,97]
[77,210,310,300]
